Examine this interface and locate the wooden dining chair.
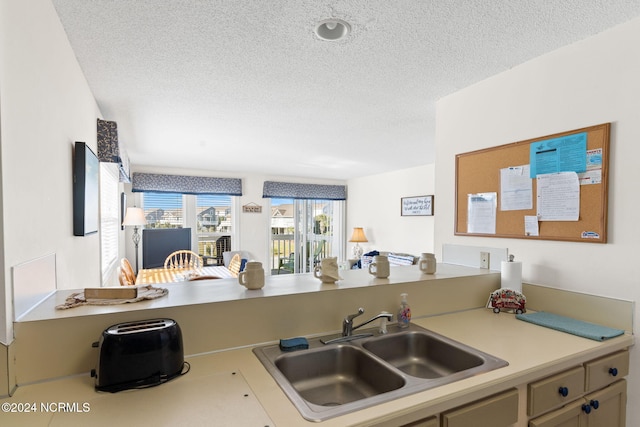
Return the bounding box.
[120,258,136,286]
[227,253,242,277]
[164,250,203,270]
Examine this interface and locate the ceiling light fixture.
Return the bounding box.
[315,18,350,41]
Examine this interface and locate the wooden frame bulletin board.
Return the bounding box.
[455,123,610,243]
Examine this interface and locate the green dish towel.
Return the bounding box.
[515,311,624,342]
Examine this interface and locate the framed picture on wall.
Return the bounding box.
[73,141,99,236]
[401,195,434,216]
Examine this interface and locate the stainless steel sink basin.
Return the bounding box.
[274,345,405,406]
[253,323,508,422]
[361,330,485,379]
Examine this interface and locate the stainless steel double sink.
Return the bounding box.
[253,323,508,421]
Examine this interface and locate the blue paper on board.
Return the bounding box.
[530,132,587,178]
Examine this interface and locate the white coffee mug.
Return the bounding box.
[368,255,390,278]
[418,253,436,274]
[238,261,265,290]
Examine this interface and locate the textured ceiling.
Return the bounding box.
[51,1,640,180]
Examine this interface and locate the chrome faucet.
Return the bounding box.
[342,308,393,337]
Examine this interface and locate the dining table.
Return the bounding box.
[136,266,235,285]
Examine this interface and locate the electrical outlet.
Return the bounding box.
[480,252,490,269]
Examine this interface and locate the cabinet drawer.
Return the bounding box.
[441,388,518,427]
[528,366,584,417]
[584,350,629,392]
[528,400,583,427]
[400,416,437,427]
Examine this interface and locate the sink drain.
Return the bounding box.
[321,402,342,407]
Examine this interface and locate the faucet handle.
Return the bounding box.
[346,308,365,322]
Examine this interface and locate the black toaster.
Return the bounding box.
[91,318,187,392]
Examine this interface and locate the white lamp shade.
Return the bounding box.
[122,207,147,226]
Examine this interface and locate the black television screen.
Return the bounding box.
[73,141,99,236]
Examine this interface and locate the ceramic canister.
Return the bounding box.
[238,261,265,290]
[368,255,390,278]
[418,253,436,274]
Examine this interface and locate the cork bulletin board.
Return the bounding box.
[455,123,610,243]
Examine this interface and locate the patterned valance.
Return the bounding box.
[132,173,242,196]
[97,119,131,183]
[262,181,346,200]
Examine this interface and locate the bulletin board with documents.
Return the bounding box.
[455,123,610,243]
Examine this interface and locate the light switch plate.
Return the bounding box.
[480,252,490,269]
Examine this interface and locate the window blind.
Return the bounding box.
[142,192,184,228]
[99,163,119,285]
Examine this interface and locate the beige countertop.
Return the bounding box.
[1,308,633,427]
[18,263,495,322]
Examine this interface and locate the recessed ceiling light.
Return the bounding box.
[315,19,350,41]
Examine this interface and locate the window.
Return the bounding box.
[141,192,236,264]
[196,194,233,262]
[142,192,184,229]
[99,163,119,285]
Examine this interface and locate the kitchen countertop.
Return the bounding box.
[18,263,496,322]
[1,308,633,427]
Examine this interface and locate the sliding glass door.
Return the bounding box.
[270,198,344,274]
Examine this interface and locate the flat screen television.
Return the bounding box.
[142,228,192,268]
[73,141,99,236]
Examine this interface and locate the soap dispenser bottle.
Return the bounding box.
[398,293,411,328]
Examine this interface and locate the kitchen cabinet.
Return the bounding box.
[581,379,626,426]
[441,388,519,427]
[584,350,629,392]
[399,416,438,427]
[372,389,518,427]
[528,350,628,427]
[371,412,438,427]
[528,400,583,427]
[528,366,585,416]
[529,380,626,427]
[385,349,627,427]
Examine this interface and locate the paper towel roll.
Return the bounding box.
[501,261,522,292]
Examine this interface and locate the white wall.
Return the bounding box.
[435,16,640,424]
[347,164,435,257]
[0,0,104,344]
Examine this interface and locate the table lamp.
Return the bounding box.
[122,207,147,272]
[348,227,368,259]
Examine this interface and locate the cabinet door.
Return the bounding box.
[441,388,518,427]
[528,400,584,427]
[584,379,626,427]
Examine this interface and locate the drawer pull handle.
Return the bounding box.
[558,386,569,397]
[590,399,600,410]
[609,367,618,376]
[582,403,592,414]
